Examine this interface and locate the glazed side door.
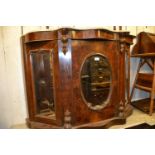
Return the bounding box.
[25,45,62,126]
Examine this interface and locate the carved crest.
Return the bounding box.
[120,43,128,54]
[120,43,125,54]
[61,35,68,55]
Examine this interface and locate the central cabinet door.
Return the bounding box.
[72,40,120,125]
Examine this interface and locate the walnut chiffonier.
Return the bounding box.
[22,28,134,128]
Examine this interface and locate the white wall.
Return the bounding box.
[0,27,27,128]
[0,27,10,128]
[0,26,154,128]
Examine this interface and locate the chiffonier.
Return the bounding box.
[22,28,134,128]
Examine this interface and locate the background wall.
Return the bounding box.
[0,26,155,128]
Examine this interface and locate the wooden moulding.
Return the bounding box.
[26,104,133,129]
[26,119,61,129]
[26,118,126,129]
[73,117,126,129]
[23,28,134,44]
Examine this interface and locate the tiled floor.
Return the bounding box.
[11,108,155,129]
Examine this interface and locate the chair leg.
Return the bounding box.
[149,60,155,116]
[150,91,154,116]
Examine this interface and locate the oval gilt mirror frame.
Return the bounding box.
[81,54,112,110]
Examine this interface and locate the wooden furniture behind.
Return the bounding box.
[130,32,155,115]
[22,28,134,128]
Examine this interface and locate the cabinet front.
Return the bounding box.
[23,29,133,128]
[72,40,120,125]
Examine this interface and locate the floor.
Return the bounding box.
[11,107,155,129]
[110,108,155,129]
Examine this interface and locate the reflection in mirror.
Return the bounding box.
[81,54,112,110]
[31,51,55,119]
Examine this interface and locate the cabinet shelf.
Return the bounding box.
[81,75,90,78]
[91,81,110,87]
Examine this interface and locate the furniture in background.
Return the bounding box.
[22,28,134,128]
[130,32,155,115]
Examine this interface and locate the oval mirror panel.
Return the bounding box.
[81,54,112,110]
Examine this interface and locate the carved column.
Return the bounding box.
[64,110,72,129]
[58,29,73,125]
[120,42,133,117]
[118,101,125,118]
